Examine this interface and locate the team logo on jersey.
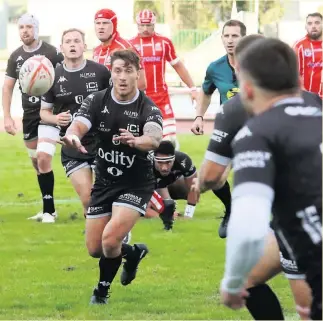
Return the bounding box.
[75,95,83,104]
[28,96,40,103]
[181,158,187,168]
[304,49,312,57]
[233,126,252,142]
[155,42,162,51]
[16,56,23,62]
[86,81,99,92]
[58,76,67,83]
[226,87,240,100]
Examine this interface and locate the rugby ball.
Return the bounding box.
[19,55,55,96]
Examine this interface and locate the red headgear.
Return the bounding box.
[94,9,118,35]
[136,9,156,24]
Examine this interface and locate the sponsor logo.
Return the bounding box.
[211,129,229,143]
[98,148,136,168]
[98,122,111,132]
[24,133,30,139]
[107,166,123,176]
[181,158,187,168]
[307,61,323,68]
[151,106,159,111]
[16,56,23,62]
[57,76,67,83]
[88,206,103,214]
[126,124,140,136]
[112,134,121,145]
[56,85,71,97]
[101,106,110,114]
[124,110,138,118]
[63,160,78,172]
[233,126,252,142]
[119,193,142,205]
[284,106,321,116]
[142,56,161,63]
[75,95,83,104]
[304,48,312,57]
[279,252,299,272]
[86,81,99,92]
[233,150,272,171]
[28,96,40,103]
[80,72,96,79]
[43,195,53,200]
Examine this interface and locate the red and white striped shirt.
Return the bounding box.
[293,35,322,98]
[129,33,179,95]
[93,32,138,70]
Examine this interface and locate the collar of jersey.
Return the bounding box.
[23,40,42,53]
[63,59,87,72]
[111,88,140,105]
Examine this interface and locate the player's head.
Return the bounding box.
[18,13,39,46]
[236,38,300,115]
[61,28,86,60]
[136,9,156,37]
[94,9,118,43]
[305,12,322,40]
[221,19,246,55]
[110,49,140,100]
[154,141,176,176]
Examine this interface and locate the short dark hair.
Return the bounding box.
[306,12,322,20]
[111,49,140,70]
[234,34,264,56]
[237,38,299,93]
[222,20,247,37]
[154,140,175,157]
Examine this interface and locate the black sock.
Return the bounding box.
[212,180,231,215]
[37,171,55,214]
[97,254,122,296]
[246,284,284,320]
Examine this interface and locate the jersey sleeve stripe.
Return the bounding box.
[5,75,16,80]
[169,57,180,66]
[74,116,92,130]
[41,101,54,109]
[144,121,162,131]
[232,182,274,201]
[204,150,231,166]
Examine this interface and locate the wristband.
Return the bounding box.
[194,116,203,121]
[184,204,196,218]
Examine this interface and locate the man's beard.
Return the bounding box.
[308,31,322,40]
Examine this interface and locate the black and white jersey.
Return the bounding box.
[42,59,111,159]
[5,41,64,117]
[154,151,196,188]
[205,90,322,167]
[231,97,322,272]
[75,87,163,185]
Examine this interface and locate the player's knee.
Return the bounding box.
[101,233,122,257]
[86,240,102,258]
[37,151,53,172]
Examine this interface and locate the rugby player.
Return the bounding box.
[2,13,63,220]
[93,8,146,91]
[61,49,163,304]
[146,140,198,230]
[220,37,322,321]
[38,28,111,222]
[293,12,322,98]
[191,20,247,238]
[130,9,197,149]
[193,34,322,320]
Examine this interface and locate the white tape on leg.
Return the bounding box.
[37,142,57,156]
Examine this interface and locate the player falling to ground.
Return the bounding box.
[145,141,198,230]
[38,29,111,222]
[129,9,197,149]
[2,13,63,220]
[293,12,322,98]
[192,34,322,320]
[219,37,322,320]
[61,49,163,304]
[93,8,146,91]
[191,20,247,238]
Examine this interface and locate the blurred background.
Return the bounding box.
[0,0,322,120]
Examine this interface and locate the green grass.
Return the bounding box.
[0,133,296,320]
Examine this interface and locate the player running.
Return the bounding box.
[2,13,63,220]
[61,49,163,304]
[93,8,146,91]
[220,37,322,321]
[293,12,322,98]
[130,9,197,149]
[38,28,111,222]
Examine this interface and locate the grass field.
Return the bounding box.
[0,133,297,320]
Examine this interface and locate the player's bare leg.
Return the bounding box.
[289,279,312,320]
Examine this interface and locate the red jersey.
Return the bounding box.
[93,32,136,70]
[293,36,322,97]
[129,33,179,95]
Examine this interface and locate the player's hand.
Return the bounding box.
[191,116,204,135]
[56,110,72,127]
[4,116,17,135]
[113,128,137,147]
[59,134,87,154]
[220,288,249,310]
